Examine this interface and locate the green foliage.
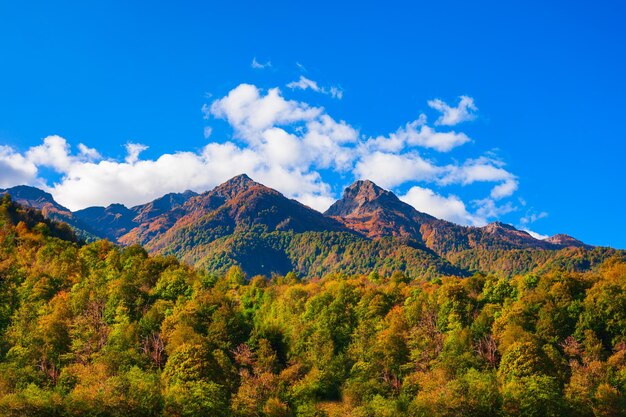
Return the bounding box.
[1,197,626,416]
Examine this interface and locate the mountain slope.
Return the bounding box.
[326,180,570,255]
[325,180,434,241]
[0,185,99,240]
[145,174,353,255]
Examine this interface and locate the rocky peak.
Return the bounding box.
[482,221,519,233]
[212,174,261,200]
[325,179,402,217]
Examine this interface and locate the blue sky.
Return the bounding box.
[0,1,624,248]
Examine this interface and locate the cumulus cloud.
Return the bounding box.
[0,146,39,188]
[251,57,271,69]
[428,95,478,126]
[400,186,482,225]
[365,115,470,152]
[209,84,322,143]
[441,157,518,200]
[286,76,343,99]
[26,135,74,171]
[354,152,440,188]
[0,83,527,224]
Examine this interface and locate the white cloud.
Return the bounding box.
[2,83,527,224]
[203,126,213,139]
[287,76,320,92]
[400,186,483,225]
[78,143,101,160]
[490,178,518,199]
[523,228,549,240]
[286,76,343,100]
[473,198,516,220]
[125,143,148,164]
[441,157,518,200]
[403,123,470,152]
[26,135,74,171]
[329,86,344,99]
[209,84,321,143]
[354,152,440,188]
[0,146,39,188]
[428,95,478,126]
[251,57,271,69]
[365,116,470,152]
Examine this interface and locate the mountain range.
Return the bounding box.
[1,175,613,279]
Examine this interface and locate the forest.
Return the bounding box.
[1,195,626,416]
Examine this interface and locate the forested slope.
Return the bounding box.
[1,196,626,416]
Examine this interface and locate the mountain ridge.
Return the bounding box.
[1,176,603,278]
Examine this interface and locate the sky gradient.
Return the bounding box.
[0,1,624,248]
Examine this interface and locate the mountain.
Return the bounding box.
[325,180,558,255]
[544,233,593,249]
[325,180,434,240]
[116,175,460,278]
[74,190,198,242]
[74,203,136,240]
[3,189,625,417]
[147,174,348,251]
[2,176,606,278]
[117,190,198,245]
[0,185,98,240]
[0,185,67,213]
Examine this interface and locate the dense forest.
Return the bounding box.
[1,195,626,416]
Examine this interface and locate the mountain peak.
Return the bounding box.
[544,234,593,249]
[1,185,70,212]
[325,179,437,240]
[213,174,262,199]
[347,179,387,196]
[325,179,401,217]
[483,221,519,233]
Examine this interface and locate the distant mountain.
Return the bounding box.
[74,190,198,242]
[74,203,136,240]
[118,190,198,245]
[326,180,559,255]
[3,176,606,278]
[544,233,593,249]
[0,185,99,240]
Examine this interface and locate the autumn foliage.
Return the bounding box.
[0,196,625,416]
